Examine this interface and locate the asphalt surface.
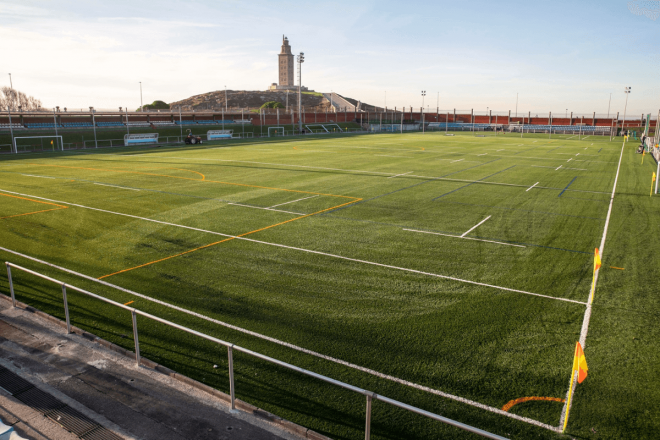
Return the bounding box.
[0,296,306,440]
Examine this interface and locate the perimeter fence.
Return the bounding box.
[4,261,507,440]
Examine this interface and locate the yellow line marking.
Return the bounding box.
[0,193,68,220]
[609,266,625,270]
[98,197,362,280]
[502,396,565,412]
[124,301,134,306]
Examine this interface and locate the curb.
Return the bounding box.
[0,293,332,440]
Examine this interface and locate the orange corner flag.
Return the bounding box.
[594,248,601,271]
[573,342,588,384]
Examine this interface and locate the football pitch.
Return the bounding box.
[1,132,658,440]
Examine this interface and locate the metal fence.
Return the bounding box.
[4,261,507,440]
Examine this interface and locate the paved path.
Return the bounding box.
[0,296,309,440]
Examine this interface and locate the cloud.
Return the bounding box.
[628,0,660,20]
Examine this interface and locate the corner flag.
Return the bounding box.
[594,248,601,271]
[573,342,588,383]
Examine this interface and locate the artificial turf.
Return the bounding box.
[0,131,657,439]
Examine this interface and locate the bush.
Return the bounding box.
[260,101,285,109]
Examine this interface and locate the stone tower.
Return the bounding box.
[278,35,295,87]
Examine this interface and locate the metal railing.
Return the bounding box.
[4,261,507,440]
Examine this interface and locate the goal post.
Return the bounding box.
[13,136,64,153]
[268,127,285,137]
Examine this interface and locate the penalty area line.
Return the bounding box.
[0,245,560,433]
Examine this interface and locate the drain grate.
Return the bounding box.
[47,406,98,437]
[0,367,34,395]
[0,367,123,440]
[81,426,124,440]
[15,387,66,413]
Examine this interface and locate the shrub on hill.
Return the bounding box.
[260,101,285,109]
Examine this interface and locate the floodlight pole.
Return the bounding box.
[421,91,426,133]
[125,108,130,135]
[225,85,228,112]
[91,107,97,148]
[53,108,58,138]
[607,93,611,118]
[515,93,518,118]
[179,107,183,140]
[7,106,15,153]
[139,82,143,112]
[8,73,12,89]
[297,52,305,134]
[622,87,631,137]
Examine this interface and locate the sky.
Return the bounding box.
[1,0,658,115]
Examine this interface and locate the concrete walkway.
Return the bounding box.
[0,295,324,440]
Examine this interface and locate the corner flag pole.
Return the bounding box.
[562,343,579,432]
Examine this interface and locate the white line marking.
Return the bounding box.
[404,228,526,249]
[227,202,303,215]
[477,153,488,156]
[555,165,563,171]
[451,159,464,163]
[93,183,140,191]
[461,216,492,237]
[0,245,562,433]
[375,155,412,158]
[526,182,539,192]
[21,174,55,179]
[0,189,570,303]
[575,153,580,156]
[270,195,319,208]
[567,158,572,163]
[387,171,413,179]
[558,140,625,430]
[565,135,577,140]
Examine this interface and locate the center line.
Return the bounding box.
[388,171,414,179]
[526,182,539,192]
[461,215,492,237]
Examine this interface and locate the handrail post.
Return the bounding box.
[228,345,236,411]
[6,264,16,307]
[365,393,375,440]
[61,284,71,333]
[131,310,140,366]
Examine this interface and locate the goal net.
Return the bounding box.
[13,136,64,153]
[268,127,285,137]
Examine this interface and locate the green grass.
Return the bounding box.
[0,131,657,439]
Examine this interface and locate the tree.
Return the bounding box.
[138,100,171,111]
[0,87,42,111]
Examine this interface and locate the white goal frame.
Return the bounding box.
[268,127,285,137]
[13,136,64,154]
